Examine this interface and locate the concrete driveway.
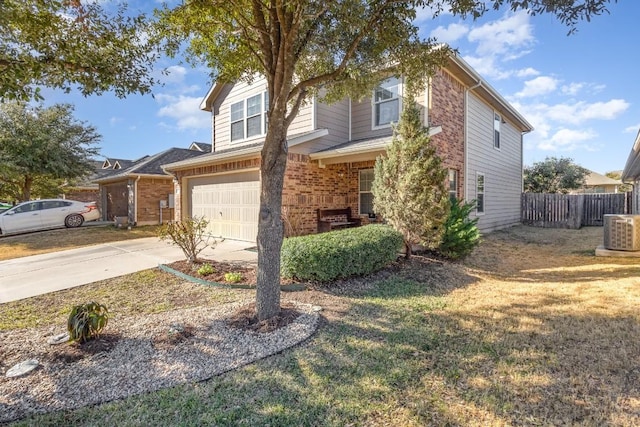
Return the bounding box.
[0,237,257,304]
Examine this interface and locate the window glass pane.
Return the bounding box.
[376,99,399,126]
[247,115,262,138]
[477,174,484,191]
[476,194,484,213]
[448,170,457,192]
[231,121,244,141]
[360,193,374,215]
[230,101,244,122]
[448,169,458,200]
[359,169,374,192]
[494,113,501,149]
[247,94,262,117]
[375,77,399,102]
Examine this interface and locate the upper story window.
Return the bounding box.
[373,77,400,128]
[230,92,268,142]
[494,113,501,149]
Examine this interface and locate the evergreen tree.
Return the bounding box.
[372,96,449,258]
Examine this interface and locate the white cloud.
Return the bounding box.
[624,124,640,133]
[546,99,629,124]
[561,82,584,96]
[515,76,559,98]
[109,117,123,127]
[430,23,469,44]
[415,4,451,23]
[156,95,210,131]
[516,68,540,78]
[540,128,599,151]
[463,55,513,80]
[468,11,534,58]
[161,65,188,84]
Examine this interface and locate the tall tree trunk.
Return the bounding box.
[256,123,288,321]
[21,175,32,201]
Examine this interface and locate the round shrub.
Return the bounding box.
[281,224,403,282]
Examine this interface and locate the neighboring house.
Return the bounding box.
[63,158,135,211]
[189,142,213,152]
[163,54,533,241]
[622,130,640,213]
[95,148,209,225]
[571,171,622,194]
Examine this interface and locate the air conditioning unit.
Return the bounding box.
[603,215,640,251]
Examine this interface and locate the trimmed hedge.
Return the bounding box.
[281,224,403,282]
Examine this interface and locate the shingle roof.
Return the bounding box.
[95,148,208,182]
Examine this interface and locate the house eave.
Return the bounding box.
[309,126,442,161]
[446,54,534,133]
[163,129,329,172]
[200,82,227,112]
[95,173,172,184]
[622,129,640,182]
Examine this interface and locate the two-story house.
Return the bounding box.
[163,54,533,241]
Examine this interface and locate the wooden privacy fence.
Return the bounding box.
[521,192,631,229]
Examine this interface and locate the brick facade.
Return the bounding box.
[136,178,174,225]
[169,68,469,239]
[63,189,101,210]
[429,69,466,199]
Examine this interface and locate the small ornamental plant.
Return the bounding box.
[67,302,109,343]
[224,272,243,283]
[158,217,218,264]
[197,263,215,276]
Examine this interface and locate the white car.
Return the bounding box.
[0,199,101,236]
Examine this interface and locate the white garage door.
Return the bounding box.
[188,171,260,241]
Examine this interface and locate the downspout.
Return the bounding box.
[133,175,141,226]
[464,79,482,202]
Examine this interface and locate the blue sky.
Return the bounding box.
[40,1,637,175]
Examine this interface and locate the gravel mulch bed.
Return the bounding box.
[0,301,320,424]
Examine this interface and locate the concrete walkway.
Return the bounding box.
[0,237,257,304]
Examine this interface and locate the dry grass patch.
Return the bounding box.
[5,225,640,426]
[0,225,161,261]
[0,269,243,331]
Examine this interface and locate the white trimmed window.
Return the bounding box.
[448,169,459,201]
[230,92,268,142]
[373,77,400,128]
[359,169,375,215]
[476,172,485,215]
[494,112,501,149]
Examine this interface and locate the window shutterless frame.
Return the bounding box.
[372,77,401,129]
[359,169,375,215]
[476,172,485,215]
[230,92,268,142]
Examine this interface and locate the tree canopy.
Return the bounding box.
[524,156,590,194]
[0,0,158,101]
[155,0,617,321]
[0,102,100,202]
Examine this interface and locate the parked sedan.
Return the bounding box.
[0,199,100,236]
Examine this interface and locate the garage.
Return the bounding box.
[188,171,260,241]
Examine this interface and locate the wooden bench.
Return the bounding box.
[317,207,362,233]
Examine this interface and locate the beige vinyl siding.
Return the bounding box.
[213,78,313,151]
[351,85,427,141]
[310,98,350,151]
[466,92,523,232]
[351,96,393,141]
